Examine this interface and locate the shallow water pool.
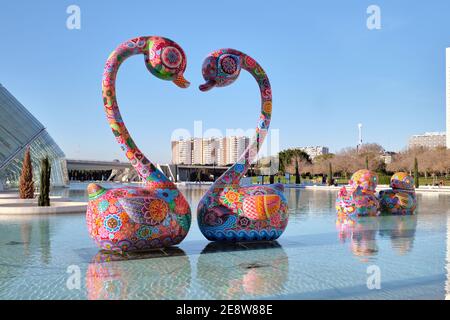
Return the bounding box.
[0,184,449,299]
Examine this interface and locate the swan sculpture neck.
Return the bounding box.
[102,37,172,186]
[197,48,288,243]
[210,49,272,189]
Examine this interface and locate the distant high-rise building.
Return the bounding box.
[226,136,250,165]
[298,146,330,160]
[202,138,218,165]
[171,136,249,166]
[216,137,228,166]
[226,137,238,165]
[408,132,446,149]
[171,140,179,164]
[171,139,192,165]
[446,47,450,148]
[236,136,249,162]
[192,138,203,165]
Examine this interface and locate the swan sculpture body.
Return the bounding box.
[379,172,417,215]
[86,36,191,253]
[336,169,380,218]
[197,48,289,242]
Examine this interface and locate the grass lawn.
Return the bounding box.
[250,175,450,186]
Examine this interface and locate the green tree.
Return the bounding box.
[327,162,333,186]
[414,157,419,188]
[38,157,51,207]
[278,148,311,185]
[295,160,301,184]
[19,147,34,199]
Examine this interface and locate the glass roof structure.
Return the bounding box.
[0,83,68,189]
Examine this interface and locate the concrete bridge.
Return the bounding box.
[66,159,231,182]
[66,159,137,182]
[66,159,132,171]
[174,164,229,182]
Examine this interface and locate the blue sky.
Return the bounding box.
[0,0,448,163]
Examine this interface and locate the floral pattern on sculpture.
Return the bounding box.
[86,36,191,253]
[336,170,380,218]
[379,172,417,215]
[197,48,289,242]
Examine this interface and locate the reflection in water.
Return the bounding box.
[337,216,379,259]
[197,242,289,299]
[19,221,32,256]
[178,185,209,209]
[285,188,338,216]
[337,215,418,260]
[39,219,51,264]
[378,215,418,255]
[85,248,191,300]
[447,213,450,300]
[1,186,449,299]
[286,188,302,212]
[0,216,52,263]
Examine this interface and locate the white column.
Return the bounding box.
[446,48,450,149]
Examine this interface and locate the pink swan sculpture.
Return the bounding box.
[86,36,191,253]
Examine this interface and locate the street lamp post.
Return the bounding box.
[357,123,363,152]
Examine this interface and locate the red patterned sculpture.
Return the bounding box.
[86,36,191,253]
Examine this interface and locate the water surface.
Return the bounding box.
[0,184,449,299]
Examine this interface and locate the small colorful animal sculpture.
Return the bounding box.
[378,172,417,215]
[335,169,380,218]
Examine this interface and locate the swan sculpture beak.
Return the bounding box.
[199,80,216,92]
[173,74,190,88]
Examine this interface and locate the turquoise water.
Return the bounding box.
[0,184,449,299]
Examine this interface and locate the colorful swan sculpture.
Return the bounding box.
[379,172,417,215]
[335,169,380,218]
[86,36,191,253]
[197,48,289,242]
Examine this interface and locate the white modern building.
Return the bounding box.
[446,47,450,148]
[298,146,329,160]
[202,137,218,165]
[171,136,250,166]
[192,138,203,165]
[408,132,446,149]
[216,137,228,166]
[226,136,250,165]
[171,139,192,165]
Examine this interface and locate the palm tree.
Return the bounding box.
[279,149,311,184]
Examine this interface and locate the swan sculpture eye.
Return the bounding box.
[220,55,238,74]
[219,54,239,76]
[161,46,182,69]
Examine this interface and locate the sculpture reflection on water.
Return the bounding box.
[86,241,289,300]
[336,214,418,260]
[197,242,289,299]
[86,248,191,300]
